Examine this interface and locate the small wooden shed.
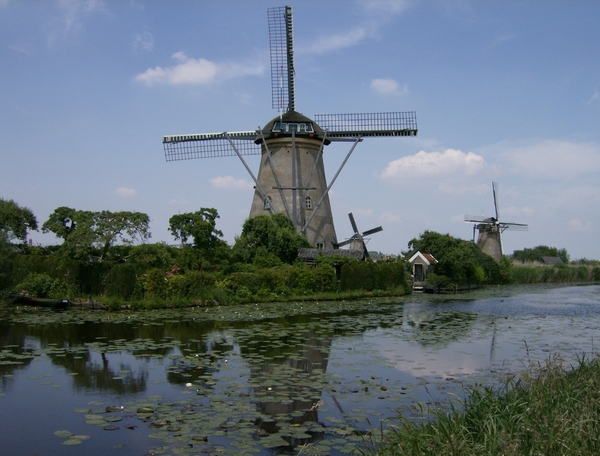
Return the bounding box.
[408,251,438,289]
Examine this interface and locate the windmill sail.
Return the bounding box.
[315,112,417,138]
[268,6,295,113]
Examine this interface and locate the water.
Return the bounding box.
[0,284,599,455]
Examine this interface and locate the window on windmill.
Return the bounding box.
[264,197,272,210]
[316,242,324,250]
[305,196,312,210]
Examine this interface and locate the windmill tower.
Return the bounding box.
[163,6,418,249]
[464,182,528,261]
[335,213,383,259]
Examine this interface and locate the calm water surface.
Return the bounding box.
[1,284,599,455]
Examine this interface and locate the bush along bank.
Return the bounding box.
[7,254,410,309]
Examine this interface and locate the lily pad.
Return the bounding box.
[62,439,82,445]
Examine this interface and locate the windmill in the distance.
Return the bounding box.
[335,213,382,260]
[464,182,528,261]
[162,6,417,249]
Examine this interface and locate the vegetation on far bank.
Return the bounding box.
[1,198,598,308]
[362,355,600,456]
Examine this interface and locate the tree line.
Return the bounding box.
[3,198,593,305]
[0,198,408,306]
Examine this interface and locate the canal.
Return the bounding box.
[0,283,598,455]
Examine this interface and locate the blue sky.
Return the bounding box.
[1,0,599,260]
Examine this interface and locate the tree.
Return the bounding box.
[40,206,81,240]
[406,230,503,285]
[233,213,311,265]
[0,198,38,243]
[168,208,230,268]
[511,245,570,264]
[169,208,224,251]
[42,207,151,261]
[94,210,151,260]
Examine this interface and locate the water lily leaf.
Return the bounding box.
[103,416,123,422]
[54,430,73,439]
[62,439,82,445]
[72,435,90,441]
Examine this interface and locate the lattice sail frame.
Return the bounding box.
[162,111,419,160]
[268,6,295,113]
[163,132,260,162]
[315,112,418,138]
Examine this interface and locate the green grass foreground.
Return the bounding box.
[364,355,600,456]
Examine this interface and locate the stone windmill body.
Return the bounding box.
[465,182,528,261]
[163,6,418,249]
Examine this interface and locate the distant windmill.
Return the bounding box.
[464,182,528,261]
[162,6,417,249]
[334,213,383,259]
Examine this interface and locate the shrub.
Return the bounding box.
[142,268,168,299]
[105,264,137,299]
[14,273,68,298]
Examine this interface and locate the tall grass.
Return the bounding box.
[364,355,600,455]
[511,264,599,284]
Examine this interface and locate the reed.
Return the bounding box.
[364,355,600,456]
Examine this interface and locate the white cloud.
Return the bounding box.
[302,27,368,54]
[210,175,253,191]
[169,198,189,205]
[371,78,408,95]
[502,205,534,217]
[0,0,10,7]
[45,0,106,47]
[379,212,402,223]
[380,149,486,181]
[568,219,593,232]
[437,182,490,195]
[589,90,599,104]
[8,44,33,55]
[114,187,137,197]
[500,140,600,180]
[59,0,106,33]
[133,31,154,52]
[358,0,411,14]
[134,52,263,86]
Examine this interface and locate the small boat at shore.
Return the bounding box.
[11,294,70,309]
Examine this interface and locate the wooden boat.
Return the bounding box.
[11,294,70,309]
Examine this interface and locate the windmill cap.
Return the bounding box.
[257,110,331,145]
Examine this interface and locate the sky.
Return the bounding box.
[1,0,599,260]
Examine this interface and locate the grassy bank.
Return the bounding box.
[363,355,600,455]
[86,285,411,310]
[511,263,600,284]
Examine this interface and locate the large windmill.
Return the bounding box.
[163,6,418,249]
[464,182,528,261]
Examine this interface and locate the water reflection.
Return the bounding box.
[0,284,599,455]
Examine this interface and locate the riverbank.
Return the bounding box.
[364,355,600,455]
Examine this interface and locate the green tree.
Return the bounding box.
[0,198,38,243]
[42,207,151,261]
[169,208,224,252]
[511,245,570,264]
[233,213,311,265]
[406,230,502,285]
[94,210,150,260]
[168,208,230,268]
[0,199,38,290]
[40,206,81,240]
